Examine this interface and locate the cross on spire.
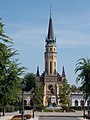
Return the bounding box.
[50,5,52,18]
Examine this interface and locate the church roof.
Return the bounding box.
[47,15,54,40]
[36,66,40,76]
[62,66,66,77]
[46,14,56,46]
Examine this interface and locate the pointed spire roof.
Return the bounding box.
[47,13,54,40]
[36,66,40,76]
[62,66,66,77]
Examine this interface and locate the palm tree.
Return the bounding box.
[75,58,90,116]
[75,58,90,98]
[24,73,36,92]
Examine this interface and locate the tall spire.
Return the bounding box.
[50,5,52,18]
[62,66,66,78]
[47,8,54,40]
[36,66,40,76]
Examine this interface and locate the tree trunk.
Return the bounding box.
[2,107,5,116]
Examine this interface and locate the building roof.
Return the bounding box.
[36,66,40,76]
[47,16,54,40]
[46,14,56,46]
[62,66,66,77]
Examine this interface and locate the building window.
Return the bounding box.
[50,61,52,74]
[80,100,84,106]
[48,84,53,90]
[75,100,78,106]
[50,48,52,51]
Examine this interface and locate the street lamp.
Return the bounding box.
[21,84,25,120]
[87,96,90,116]
[83,93,86,118]
[32,88,35,118]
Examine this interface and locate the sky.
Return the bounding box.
[0,0,90,86]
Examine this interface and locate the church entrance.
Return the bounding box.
[47,96,56,107]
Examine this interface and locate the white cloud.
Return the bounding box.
[12,27,46,48]
[12,26,90,49]
[56,29,90,47]
[58,39,89,46]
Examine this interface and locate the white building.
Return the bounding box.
[69,92,89,107]
[19,91,31,106]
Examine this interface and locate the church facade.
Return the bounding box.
[36,14,66,106]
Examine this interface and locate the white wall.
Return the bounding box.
[69,92,88,107]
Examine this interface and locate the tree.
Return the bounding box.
[59,78,70,109]
[34,86,44,107]
[75,58,90,98]
[70,85,78,92]
[23,73,44,108]
[24,73,36,92]
[0,18,25,116]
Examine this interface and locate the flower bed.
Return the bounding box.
[10,114,31,120]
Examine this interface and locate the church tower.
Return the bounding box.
[43,13,61,106]
[36,12,66,107]
[45,13,57,76]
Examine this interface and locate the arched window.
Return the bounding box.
[80,100,84,106]
[54,48,55,51]
[50,61,52,74]
[75,100,78,106]
[48,84,53,90]
[50,48,52,51]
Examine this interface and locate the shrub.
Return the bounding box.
[69,106,82,111]
[14,106,20,111]
[6,105,14,112]
[39,104,45,110]
[44,109,53,112]
[54,109,64,112]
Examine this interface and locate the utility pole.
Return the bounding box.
[21,84,25,120]
[32,88,35,118]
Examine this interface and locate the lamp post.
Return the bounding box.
[88,96,90,116]
[32,88,35,118]
[83,93,86,118]
[21,84,25,120]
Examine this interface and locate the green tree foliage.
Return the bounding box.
[70,85,81,92]
[24,73,44,108]
[0,18,25,115]
[59,78,70,108]
[75,58,90,98]
[24,73,36,92]
[70,85,78,92]
[34,86,44,106]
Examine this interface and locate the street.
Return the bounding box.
[39,116,81,120]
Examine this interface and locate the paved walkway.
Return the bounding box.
[0,111,88,120]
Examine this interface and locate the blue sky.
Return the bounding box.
[0,0,90,85]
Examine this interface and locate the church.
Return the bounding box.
[36,13,66,107]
